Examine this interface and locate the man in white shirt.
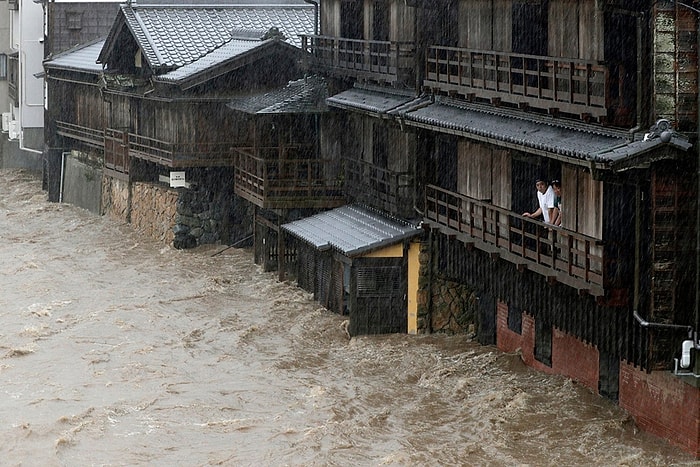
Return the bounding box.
[523,178,555,224]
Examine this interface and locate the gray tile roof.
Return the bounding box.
[327,85,419,114]
[155,36,271,83]
[282,205,421,257]
[226,75,328,114]
[44,39,105,73]
[398,97,693,165]
[118,4,313,70]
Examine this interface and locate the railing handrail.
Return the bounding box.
[424,184,605,290]
[424,45,610,118]
[426,45,607,68]
[301,34,415,48]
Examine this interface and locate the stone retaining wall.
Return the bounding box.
[101,171,250,249]
[131,182,178,245]
[416,239,476,334]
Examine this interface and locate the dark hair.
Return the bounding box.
[551,179,561,187]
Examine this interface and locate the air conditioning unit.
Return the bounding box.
[8,120,20,140]
[1,113,11,132]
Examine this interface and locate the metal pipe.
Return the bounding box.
[633,309,693,335]
[303,0,319,35]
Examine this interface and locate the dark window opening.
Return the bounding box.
[534,317,552,367]
[372,0,390,42]
[66,11,83,30]
[508,303,522,334]
[341,1,363,39]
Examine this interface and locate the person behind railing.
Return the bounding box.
[523,177,556,256]
[522,177,556,225]
[551,180,562,227]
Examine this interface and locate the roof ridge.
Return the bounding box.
[122,5,164,68]
[435,95,630,140]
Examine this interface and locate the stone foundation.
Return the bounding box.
[101,170,251,249]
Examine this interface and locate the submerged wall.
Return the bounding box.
[619,362,700,457]
[496,301,600,393]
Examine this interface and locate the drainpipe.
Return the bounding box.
[303,0,319,35]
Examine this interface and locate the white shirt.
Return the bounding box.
[537,186,555,224]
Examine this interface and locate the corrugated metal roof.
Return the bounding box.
[282,205,421,257]
[327,86,419,115]
[398,97,692,165]
[44,39,105,73]
[226,75,328,114]
[117,4,313,70]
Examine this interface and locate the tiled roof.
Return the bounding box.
[327,85,420,115]
[44,39,105,73]
[118,4,313,70]
[398,97,693,165]
[282,204,421,257]
[156,35,270,83]
[226,75,328,114]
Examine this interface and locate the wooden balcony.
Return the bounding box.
[344,158,414,218]
[424,46,610,121]
[103,128,239,169]
[233,147,345,210]
[56,121,104,149]
[301,35,415,86]
[425,184,608,296]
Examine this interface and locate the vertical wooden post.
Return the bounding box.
[278,212,286,282]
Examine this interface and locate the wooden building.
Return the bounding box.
[44,3,320,246]
[302,0,700,457]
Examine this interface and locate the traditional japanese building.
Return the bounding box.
[44,2,318,246]
[301,0,700,457]
[41,0,700,457]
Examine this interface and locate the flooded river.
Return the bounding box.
[1,168,698,466]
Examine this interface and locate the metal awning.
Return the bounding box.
[281,204,421,258]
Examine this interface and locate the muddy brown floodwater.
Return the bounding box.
[0,168,698,466]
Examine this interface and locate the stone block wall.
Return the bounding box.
[416,238,476,334]
[102,176,130,222]
[101,170,251,249]
[131,182,178,245]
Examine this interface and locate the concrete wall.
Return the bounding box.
[61,153,102,213]
[0,138,43,171]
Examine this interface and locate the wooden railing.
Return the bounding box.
[104,128,129,174]
[425,184,606,295]
[424,46,609,119]
[344,158,414,217]
[56,121,104,148]
[301,34,415,85]
[233,147,344,209]
[127,133,236,167]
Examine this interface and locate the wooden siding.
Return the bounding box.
[432,233,622,357]
[459,0,512,51]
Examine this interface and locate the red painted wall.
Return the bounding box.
[619,362,700,457]
[496,301,599,392]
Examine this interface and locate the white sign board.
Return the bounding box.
[170,171,186,188]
